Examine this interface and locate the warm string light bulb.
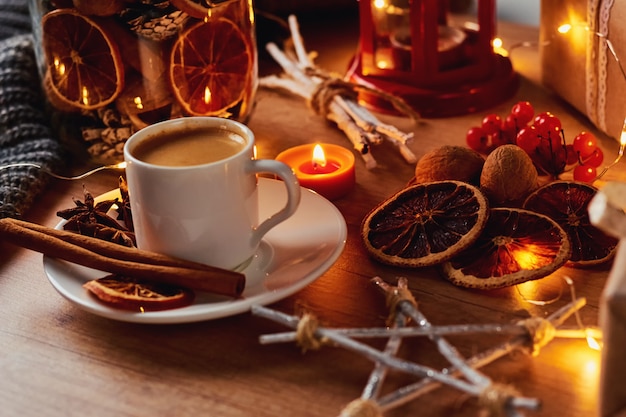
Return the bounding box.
[557,23,572,34]
[586,329,602,350]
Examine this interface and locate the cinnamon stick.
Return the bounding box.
[0,218,245,298]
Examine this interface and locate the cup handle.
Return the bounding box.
[247,159,301,246]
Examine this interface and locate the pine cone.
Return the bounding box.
[119,0,188,41]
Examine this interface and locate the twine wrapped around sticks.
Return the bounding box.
[295,312,329,352]
[384,285,417,327]
[305,67,421,124]
[518,317,556,356]
[339,398,383,417]
[478,383,523,417]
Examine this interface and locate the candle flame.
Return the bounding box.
[312,144,327,168]
[373,0,387,10]
[53,57,66,76]
[133,96,144,110]
[376,58,391,69]
[81,86,89,106]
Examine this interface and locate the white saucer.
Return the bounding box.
[43,177,347,324]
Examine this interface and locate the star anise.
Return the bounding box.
[116,176,134,232]
[74,221,136,247]
[57,186,126,232]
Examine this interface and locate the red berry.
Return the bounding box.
[466,126,490,153]
[583,147,604,167]
[511,101,534,125]
[502,113,519,133]
[533,112,562,144]
[573,165,597,183]
[501,113,518,138]
[572,132,598,158]
[516,126,540,153]
[481,113,502,135]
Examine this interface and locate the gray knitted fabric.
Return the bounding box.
[0,0,65,218]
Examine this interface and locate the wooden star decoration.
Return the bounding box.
[252,276,593,417]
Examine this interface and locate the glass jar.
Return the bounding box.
[29,0,258,164]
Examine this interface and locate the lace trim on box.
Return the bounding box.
[597,0,614,132]
[586,0,599,125]
[587,0,614,132]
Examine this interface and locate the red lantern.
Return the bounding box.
[346,0,519,117]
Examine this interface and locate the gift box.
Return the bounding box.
[540,0,626,141]
[589,182,626,417]
[599,241,626,417]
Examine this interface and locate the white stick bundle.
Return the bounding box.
[260,15,418,168]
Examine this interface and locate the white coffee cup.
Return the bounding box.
[123,117,301,270]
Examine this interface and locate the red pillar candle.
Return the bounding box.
[276,143,356,200]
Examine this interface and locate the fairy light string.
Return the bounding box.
[0,161,127,181]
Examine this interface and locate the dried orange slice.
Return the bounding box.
[41,9,124,111]
[169,17,252,116]
[84,274,195,311]
[361,181,489,267]
[523,180,618,267]
[441,208,571,289]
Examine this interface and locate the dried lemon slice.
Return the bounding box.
[441,208,571,289]
[361,181,489,267]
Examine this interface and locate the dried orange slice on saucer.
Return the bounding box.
[441,208,571,289]
[523,180,618,267]
[84,274,195,311]
[169,17,252,116]
[41,9,124,111]
[361,181,489,267]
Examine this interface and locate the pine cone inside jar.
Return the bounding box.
[119,0,189,41]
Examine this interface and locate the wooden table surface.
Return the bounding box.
[2,10,626,417]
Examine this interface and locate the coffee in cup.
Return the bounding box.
[131,126,246,167]
[123,117,301,271]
